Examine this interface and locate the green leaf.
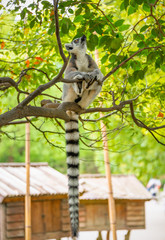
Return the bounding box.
[41,1,52,8]
[143,3,150,12]
[110,38,122,51]
[137,41,145,48]
[140,25,149,32]
[87,34,99,51]
[147,52,157,64]
[115,19,125,27]
[130,0,137,7]
[95,24,103,35]
[128,6,136,15]
[75,7,82,16]
[150,0,156,3]
[20,7,27,19]
[131,61,141,70]
[120,2,125,10]
[133,34,145,41]
[151,28,157,37]
[30,18,35,28]
[143,66,148,73]
[68,8,74,14]
[128,75,134,84]
[133,70,144,81]
[61,7,65,14]
[85,5,90,16]
[124,0,129,10]
[161,65,165,72]
[47,28,54,35]
[70,24,76,31]
[136,0,143,4]
[109,54,117,63]
[74,15,83,23]
[61,23,69,34]
[155,57,161,68]
[101,54,108,64]
[99,35,111,47]
[119,24,130,31]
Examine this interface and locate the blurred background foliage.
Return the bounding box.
[0,0,165,184]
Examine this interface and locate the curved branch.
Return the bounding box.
[0,77,17,88]
[53,0,67,62]
[130,102,165,146]
[103,45,164,81]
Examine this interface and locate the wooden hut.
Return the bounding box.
[0,163,70,240]
[79,174,151,233]
[0,163,151,240]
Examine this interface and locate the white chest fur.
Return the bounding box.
[76,55,89,72]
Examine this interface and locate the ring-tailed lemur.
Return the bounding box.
[62,35,104,238]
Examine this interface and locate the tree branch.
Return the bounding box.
[0,105,70,127]
[53,0,67,63]
[130,102,165,146]
[103,45,164,81]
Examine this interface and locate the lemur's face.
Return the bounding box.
[65,35,87,54]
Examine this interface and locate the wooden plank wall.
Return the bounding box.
[61,199,70,233]
[79,202,127,231]
[1,199,145,239]
[79,200,145,231]
[126,201,145,229]
[1,199,71,240]
[6,202,25,240]
[0,204,6,240]
[79,202,110,231]
[31,199,70,240]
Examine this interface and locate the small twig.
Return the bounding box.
[0,50,40,64]
[26,117,64,149]
[150,14,165,37]
[18,68,51,84]
[3,118,36,125]
[82,111,118,122]
[130,102,165,146]
[55,118,65,131]
[153,0,159,7]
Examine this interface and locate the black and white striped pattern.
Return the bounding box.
[65,112,79,238]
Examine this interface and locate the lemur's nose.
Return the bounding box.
[81,35,86,41]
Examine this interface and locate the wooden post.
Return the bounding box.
[100,119,117,240]
[95,49,117,240]
[25,121,31,240]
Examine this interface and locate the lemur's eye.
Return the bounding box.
[74,39,79,43]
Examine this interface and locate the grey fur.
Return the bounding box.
[63,35,104,238]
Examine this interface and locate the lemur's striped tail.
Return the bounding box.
[65,111,79,238]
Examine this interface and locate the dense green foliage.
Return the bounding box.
[0,0,165,184]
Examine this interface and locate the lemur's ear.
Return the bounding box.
[81,35,86,42]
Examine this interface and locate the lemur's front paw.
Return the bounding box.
[85,73,97,88]
[73,74,84,80]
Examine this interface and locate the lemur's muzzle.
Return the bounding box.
[65,44,73,51]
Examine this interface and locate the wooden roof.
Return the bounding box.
[0,163,151,203]
[0,162,68,203]
[80,174,151,201]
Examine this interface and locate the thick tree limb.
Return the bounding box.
[0,77,18,91]
[0,105,69,127]
[1,100,165,147]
